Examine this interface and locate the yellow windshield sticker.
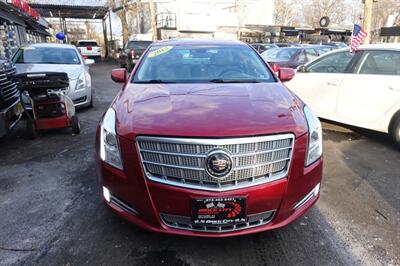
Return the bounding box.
[148,46,173,58]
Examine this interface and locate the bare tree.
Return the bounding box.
[274,0,296,26]
[348,0,362,24]
[371,0,400,29]
[108,0,129,44]
[301,0,352,27]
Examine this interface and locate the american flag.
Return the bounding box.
[350,24,367,52]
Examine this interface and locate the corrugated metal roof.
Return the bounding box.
[28,0,107,6]
[29,2,109,19]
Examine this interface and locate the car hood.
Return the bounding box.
[114,83,308,140]
[15,64,82,79]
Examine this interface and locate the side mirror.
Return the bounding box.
[279,68,296,82]
[111,68,127,83]
[297,65,307,73]
[85,58,95,65]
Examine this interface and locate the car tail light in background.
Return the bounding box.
[270,64,281,73]
[82,56,88,59]
[130,50,135,59]
[87,47,93,51]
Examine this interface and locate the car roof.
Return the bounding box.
[315,43,400,55]
[307,44,333,48]
[274,46,302,50]
[21,43,77,49]
[77,40,97,42]
[304,43,400,67]
[128,39,152,42]
[359,43,400,50]
[151,38,247,47]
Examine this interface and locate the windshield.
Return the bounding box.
[13,47,81,65]
[133,45,274,83]
[126,41,152,49]
[78,41,98,47]
[262,48,299,62]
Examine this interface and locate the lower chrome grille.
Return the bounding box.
[160,210,275,233]
[137,134,295,191]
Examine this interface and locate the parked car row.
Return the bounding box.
[2,38,398,240]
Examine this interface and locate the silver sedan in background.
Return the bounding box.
[12,43,94,108]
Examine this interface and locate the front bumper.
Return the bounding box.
[22,86,91,109]
[0,100,23,138]
[97,133,323,237]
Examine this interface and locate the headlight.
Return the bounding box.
[75,73,86,91]
[100,108,123,170]
[304,105,323,166]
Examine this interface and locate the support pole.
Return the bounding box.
[108,10,113,43]
[363,0,373,44]
[59,10,63,43]
[103,18,108,60]
[149,0,157,40]
[63,18,68,43]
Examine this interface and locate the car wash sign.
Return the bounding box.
[8,0,40,21]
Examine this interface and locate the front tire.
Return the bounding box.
[26,120,37,140]
[390,116,400,149]
[88,94,93,108]
[71,115,81,135]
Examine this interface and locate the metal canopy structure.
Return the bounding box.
[29,4,108,20]
[27,2,112,59]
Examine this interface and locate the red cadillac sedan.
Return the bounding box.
[96,39,323,237]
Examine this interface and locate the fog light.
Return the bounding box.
[103,186,111,202]
[294,183,321,210]
[313,183,320,197]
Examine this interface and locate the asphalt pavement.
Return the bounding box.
[0,63,399,266]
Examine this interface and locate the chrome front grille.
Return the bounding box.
[137,134,295,191]
[0,66,18,103]
[160,210,276,233]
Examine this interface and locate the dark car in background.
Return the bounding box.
[275,43,302,48]
[261,47,322,69]
[251,43,278,53]
[309,42,348,49]
[306,45,336,55]
[0,60,22,138]
[119,40,152,72]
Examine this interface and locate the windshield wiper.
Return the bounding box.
[134,80,177,84]
[208,79,262,83]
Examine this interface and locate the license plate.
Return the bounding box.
[192,197,246,225]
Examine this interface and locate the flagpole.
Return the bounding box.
[350,25,355,53]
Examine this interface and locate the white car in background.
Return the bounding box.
[13,43,94,108]
[77,40,102,61]
[285,44,400,147]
